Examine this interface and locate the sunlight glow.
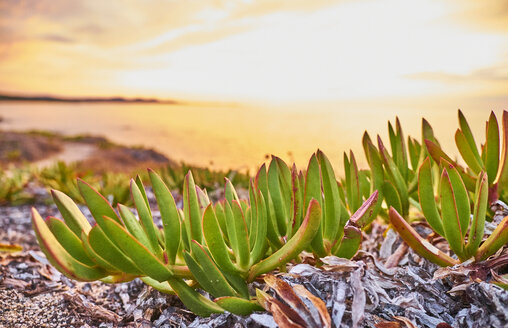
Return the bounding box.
[0,0,507,104]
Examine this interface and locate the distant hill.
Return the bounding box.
[0,93,179,104]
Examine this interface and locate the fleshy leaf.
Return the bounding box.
[349,191,378,229]
[248,199,321,281]
[51,189,91,235]
[102,216,173,282]
[202,204,238,274]
[149,169,181,265]
[455,129,483,174]
[32,208,107,281]
[388,207,458,267]
[465,172,488,258]
[214,297,264,315]
[183,171,203,244]
[45,217,95,266]
[485,112,500,185]
[476,215,508,261]
[77,179,121,225]
[88,224,143,275]
[458,110,483,166]
[317,150,342,243]
[167,277,224,316]
[332,225,362,259]
[439,169,466,260]
[417,157,444,236]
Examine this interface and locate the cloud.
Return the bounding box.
[407,63,508,83]
[445,0,508,33]
[38,34,74,43]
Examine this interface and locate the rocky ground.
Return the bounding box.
[1,188,508,328]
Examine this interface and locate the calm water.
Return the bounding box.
[0,102,495,173]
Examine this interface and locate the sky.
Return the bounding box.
[1,0,508,105]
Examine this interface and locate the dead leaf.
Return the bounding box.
[375,321,401,328]
[392,316,418,328]
[385,243,408,268]
[293,284,331,328]
[264,275,321,327]
[0,242,23,253]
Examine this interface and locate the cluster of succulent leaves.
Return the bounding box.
[32,151,379,316]
[32,110,508,317]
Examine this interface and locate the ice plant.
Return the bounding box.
[361,117,437,220]
[304,151,379,259]
[389,157,508,266]
[31,167,322,316]
[425,110,504,203]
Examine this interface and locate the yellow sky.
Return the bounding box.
[1,0,507,104]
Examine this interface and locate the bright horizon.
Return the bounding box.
[1,0,507,107]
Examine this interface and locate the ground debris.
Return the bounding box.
[1,205,507,327]
[281,250,508,328]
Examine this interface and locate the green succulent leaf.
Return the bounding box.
[332,225,361,259]
[166,277,224,317]
[87,224,143,275]
[183,171,203,245]
[382,180,402,216]
[102,215,174,282]
[130,179,162,258]
[344,151,361,213]
[476,215,508,261]
[388,207,458,267]
[422,118,439,146]
[51,189,91,236]
[31,208,107,281]
[485,112,500,185]
[289,164,304,238]
[231,200,250,269]
[250,188,268,265]
[465,172,488,258]
[349,191,379,229]
[135,175,150,209]
[118,204,153,252]
[77,179,121,226]
[317,149,342,243]
[495,111,508,188]
[80,231,121,273]
[45,217,95,266]
[439,168,466,260]
[267,156,290,236]
[458,110,483,166]
[455,129,483,175]
[202,204,238,274]
[378,136,409,216]
[305,154,326,257]
[140,276,176,294]
[149,169,181,265]
[256,163,282,248]
[248,199,321,281]
[186,241,238,298]
[225,177,240,204]
[442,160,470,239]
[214,297,264,315]
[418,157,444,236]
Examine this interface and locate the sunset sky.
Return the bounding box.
[1,0,508,105]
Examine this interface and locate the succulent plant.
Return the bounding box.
[361,117,437,221]
[32,167,322,316]
[425,110,505,204]
[304,151,379,259]
[389,157,508,266]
